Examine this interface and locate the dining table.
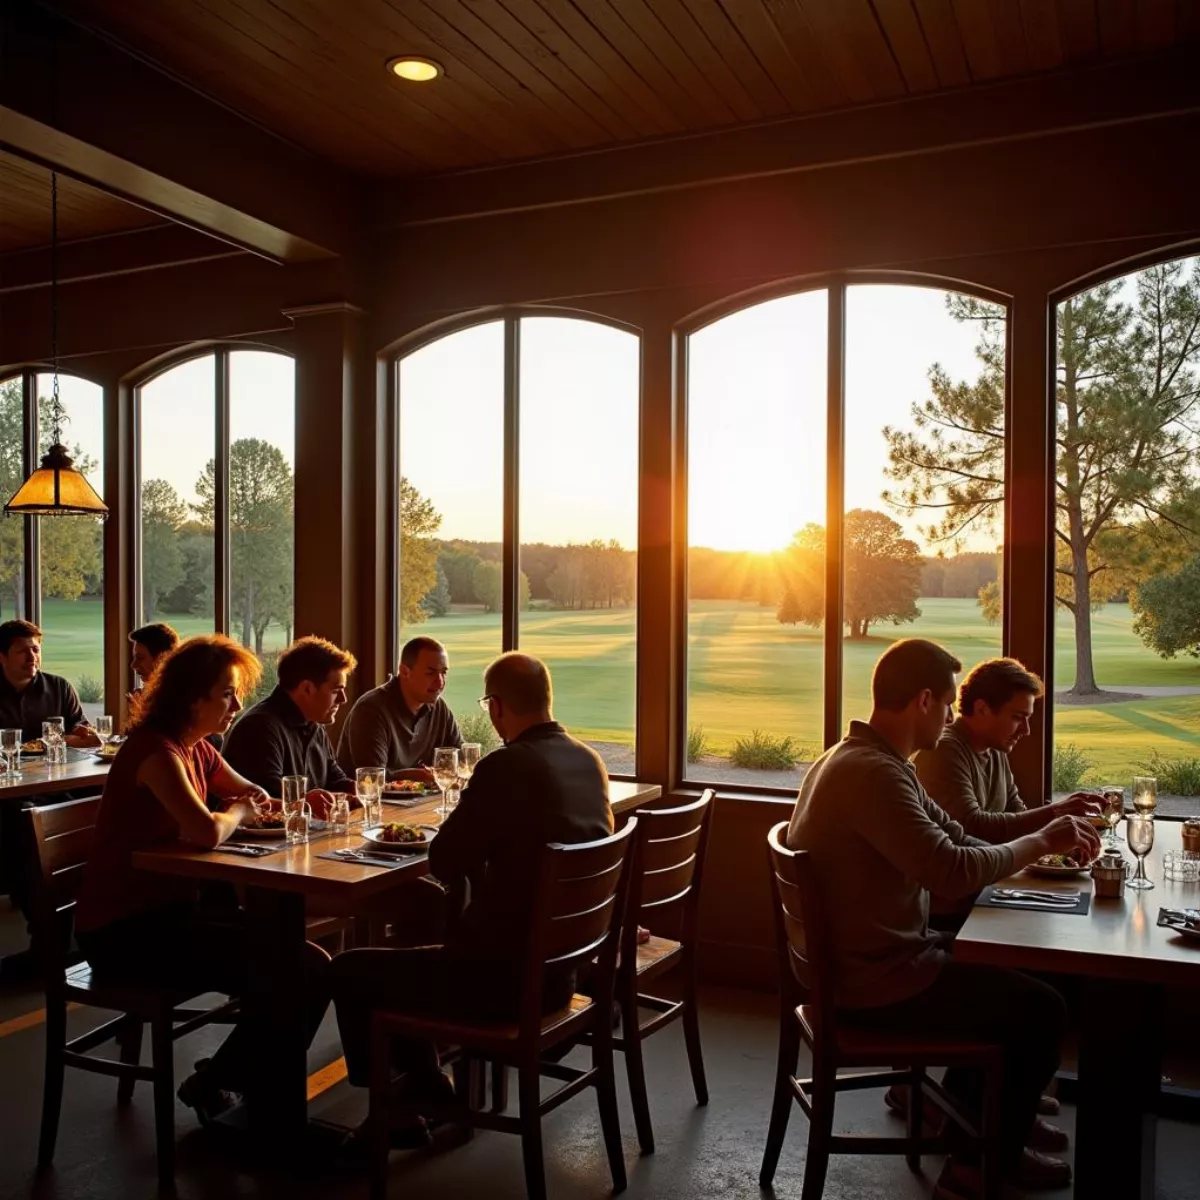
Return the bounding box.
[132,778,662,1144]
[955,818,1200,1200]
[0,748,110,802]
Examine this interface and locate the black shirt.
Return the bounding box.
[223,685,353,797]
[0,671,86,741]
[429,722,612,964]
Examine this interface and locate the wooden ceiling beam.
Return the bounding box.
[369,47,1200,228]
[2,3,361,261]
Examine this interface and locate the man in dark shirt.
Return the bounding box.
[329,652,611,1105]
[223,636,356,810]
[335,635,462,782]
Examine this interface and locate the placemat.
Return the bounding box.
[975,885,1091,915]
[214,842,287,858]
[317,848,422,870]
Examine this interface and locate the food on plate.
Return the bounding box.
[1037,853,1082,868]
[376,822,425,844]
[1086,814,1108,830]
[383,780,428,795]
[240,811,285,831]
[22,738,45,753]
[97,743,120,759]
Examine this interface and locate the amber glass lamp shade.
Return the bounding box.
[4,443,108,518]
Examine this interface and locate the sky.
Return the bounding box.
[42,288,994,557]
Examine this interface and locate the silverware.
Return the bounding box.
[990,894,1079,910]
[332,850,405,867]
[994,888,1079,902]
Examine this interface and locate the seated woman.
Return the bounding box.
[75,634,331,1121]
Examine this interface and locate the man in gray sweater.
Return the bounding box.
[787,639,1099,1198]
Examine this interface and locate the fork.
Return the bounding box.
[992,889,1079,904]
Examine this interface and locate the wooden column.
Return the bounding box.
[1005,285,1055,800]
[104,371,135,726]
[285,303,365,663]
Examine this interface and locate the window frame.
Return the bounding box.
[676,272,1012,795]
[386,308,643,780]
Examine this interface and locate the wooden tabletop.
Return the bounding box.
[956,819,1200,988]
[132,778,662,902]
[0,752,109,801]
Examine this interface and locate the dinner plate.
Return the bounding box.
[236,821,288,838]
[21,744,46,756]
[361,824,435,853]
[1023,862,1091,878]
[381,783,438,798]
[94,748,120,763]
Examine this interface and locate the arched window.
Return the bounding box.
[136,348,294,681]
[394,314,640,773]
[1050,253,1200,806]
[685,281,1007,790]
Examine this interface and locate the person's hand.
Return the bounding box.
[1052,792,1104,819]
[66,727,102,748]
[225,787,270,815]
[396,766,437,786]
[1040,814,1102,863]
[636,926,651,945]
[306,788,336,819]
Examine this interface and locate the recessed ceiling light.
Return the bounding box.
[387,56,443,83]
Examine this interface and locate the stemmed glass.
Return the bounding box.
[432,747,459,823]
[355,767,384,828]
[457,742,481,794]
[1126,813,1155,890]
[95,714,114,746]
[1132,775,1157,817]
[1,728,22,778]
[1101,786,1125,846]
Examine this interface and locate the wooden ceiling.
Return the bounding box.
[54,0,1200,180]
[0,149,163,254]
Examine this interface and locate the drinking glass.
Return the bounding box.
[1126,813,1155,890]
[0,728,21,778]
[42,718,66,765]
[329,795,352,836]
[1132,775,1157,816]
[432,747,459,823]
[282,775,309,844]
[95,715,113,745]
[285,801,312,846]
[355,767,384,828]
[458,742,481,790]
[1100,786,1125,845]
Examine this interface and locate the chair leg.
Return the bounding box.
[518,1062,548,1200]
[593,1035,628,1195]
[149,1014,176,1193]
[758,1010,800,1186]
[37,999,68,1170]
[620,999,655,1155]
[681,974,708,1106]
[979,1063,1003,1200]
[117,1017,145,1107]
[491,1061,509,1113]
[369,1026,393,1200]
[906,1068,924,1173]
[799,1052,835,1200]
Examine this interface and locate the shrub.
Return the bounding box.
[686,725,708,763]
[75,674,104,704]
[245,652,279,708]
[1134,750,1200,797]
[457,710,500,755]
[729,730,800,771]
[1051,741,1094,793]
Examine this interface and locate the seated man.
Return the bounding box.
[330,652,612,1123]
[129,622,179,687]
[336,635,462,783]
[223,636,356,812]
[915,656,1101,843]
[787,638,1099,1199]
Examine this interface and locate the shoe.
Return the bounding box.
[1014,1148,1072,1190]
[176,1060,239,1125]
[1025,1117,1069,1153]
[1037,1092,1061,1116]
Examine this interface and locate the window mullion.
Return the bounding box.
[823,284,846,749]
[23,370,41,624]
[214,350,231,636]
[502,316,520,652]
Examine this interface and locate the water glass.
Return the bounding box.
[329,794,352,836]
[1132,775,1157,816]
[284,800,312,846]
[95,714,113,744]
[355,767,384,827]
[432,747,459,823]
[1126,813,1155,890]
[1100,786,1125,845]
[42,719,66,765]
[0,728,21,777]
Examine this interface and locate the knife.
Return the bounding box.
[990,895,1079,910]
[332,850,412,868]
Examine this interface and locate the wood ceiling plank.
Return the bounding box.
[1056,0,1101,61]
[1097,0,1138,53]
[737,0,840,109]
[603,0,740,125]
[838,0,909,96]
[676,0,789,116]
[950,0,1004,78]
[454,0,641,138]
[507,0,682,133]
[1018,0,1066,69]
[870,0,940,92]
[789,0,899,102]
[566,0,717,125]
[712,0,823,110]
[984,0,1033,74]
[911,0,972,85]
[1135,0,1178,50]
[642,0,763,121]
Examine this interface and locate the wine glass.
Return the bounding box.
[95,714,113,743]
[432,747,459,823]
[1,728,21,778]
[1101,786,1125,846]
[355,767,384,828]
[457,742,481,792]
[1132,775,1157,816]
[1126,813,1155,890]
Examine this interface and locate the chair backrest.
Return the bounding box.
[520,818,638,1033]
[766,821,835,1047]
[24,797,102,983]
[620,789,715,967]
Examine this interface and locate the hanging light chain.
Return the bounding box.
[49,171,64,447]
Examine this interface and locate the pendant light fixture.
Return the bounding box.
[5,172,108,519]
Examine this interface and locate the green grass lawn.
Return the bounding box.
[34,595,1200,783]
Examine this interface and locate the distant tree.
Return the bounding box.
[473,560,530,613]
[421,563,452,617]
[399,478,441,625]
[777,588,803,625]
[1131,554,1200,657]
[437,546,482,604]
[978,579,1001,625]
[776,523,824,627]
[140,478,188,617]
[162,525,213,615]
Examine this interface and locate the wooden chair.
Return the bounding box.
[760,823,1003,1200]
[367,819,639,1200]
[613,788,714,1154]
[25,798,239,1192]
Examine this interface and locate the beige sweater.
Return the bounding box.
[786,721,1014,1009]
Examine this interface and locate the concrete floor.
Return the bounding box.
[1,902,1198,1200]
